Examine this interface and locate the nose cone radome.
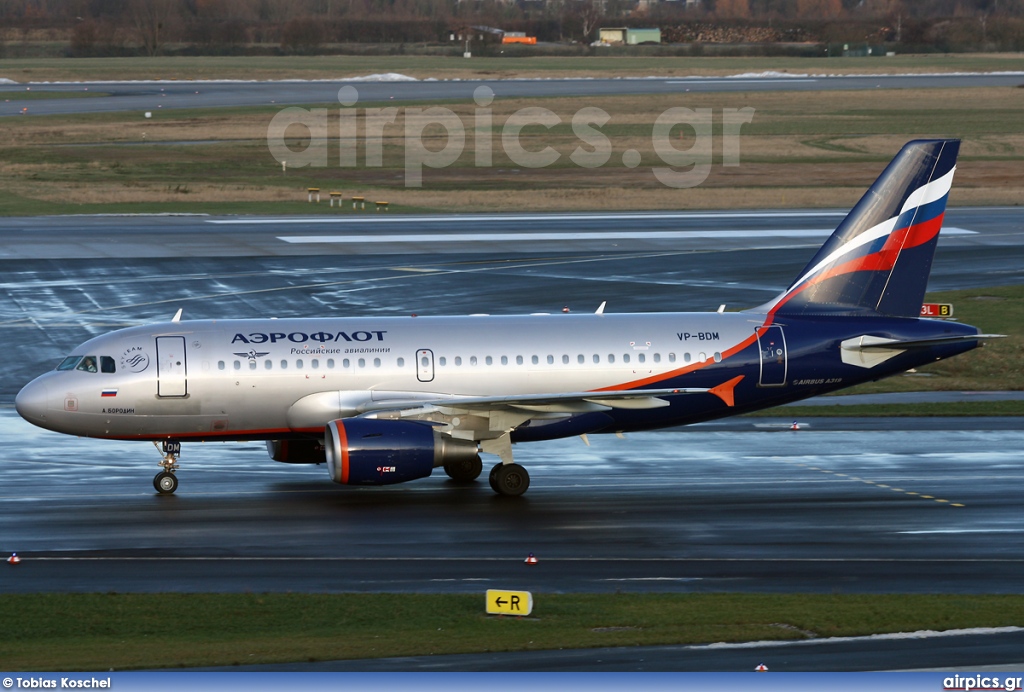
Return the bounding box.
[15,379,49,425]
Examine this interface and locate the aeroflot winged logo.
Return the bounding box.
[234,350,270,361]
[120,346,150,373]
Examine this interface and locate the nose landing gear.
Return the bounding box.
[153,440,181,495]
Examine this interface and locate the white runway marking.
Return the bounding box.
[690,627,1024,650]
[278,228,976,245]
[210,211,849,225]
[665,79,819,85]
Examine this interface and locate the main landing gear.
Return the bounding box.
[153,440,181,495]
[488,462,530,497]
[443,455,483,483]
[443,455,529,497]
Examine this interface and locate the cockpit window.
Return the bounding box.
[100,356,116,374]
[57,356,82,371]
[76,356,98,373]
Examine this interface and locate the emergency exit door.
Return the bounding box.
[416,349,434,383]
[156,336,188,397]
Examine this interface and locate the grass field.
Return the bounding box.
[1,86,1023,214]
[2,592,1023,670]
[808,285,1024,395]
[2,53,1024,82]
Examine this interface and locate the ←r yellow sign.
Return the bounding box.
[486,589,533,616]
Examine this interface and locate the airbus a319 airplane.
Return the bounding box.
[16,139,997,496]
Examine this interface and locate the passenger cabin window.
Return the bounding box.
[57,356,82,371]
[77,356,98,373]
[100,356,116,373]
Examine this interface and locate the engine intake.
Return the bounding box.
[324,418,479,486]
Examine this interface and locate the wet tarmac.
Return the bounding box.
[0,207,1020,670]
[3,73,1024,117]
[2,412,1022,594]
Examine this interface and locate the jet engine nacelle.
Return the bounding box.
[266,439,326,464]
[324,418,479,486]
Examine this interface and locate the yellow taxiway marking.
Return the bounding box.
[779,461,964,506]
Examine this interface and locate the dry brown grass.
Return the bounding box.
[2,85,1022,212]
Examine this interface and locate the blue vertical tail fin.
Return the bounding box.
[761,139,959,318]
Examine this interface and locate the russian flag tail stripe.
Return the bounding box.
[755,139,959,319]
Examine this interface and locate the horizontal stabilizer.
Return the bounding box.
[844,334,1004,351]
[840,333,1002,369]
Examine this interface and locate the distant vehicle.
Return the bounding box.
[16,140,995,497]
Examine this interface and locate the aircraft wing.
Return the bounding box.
[378,388,709,413]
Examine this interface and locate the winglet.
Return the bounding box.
[709,375,744,407]
[171,308,183,323]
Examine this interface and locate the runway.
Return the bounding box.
[2,413,1023,595]
[206,629,1024,672]
[3,73,1024,117]
[1,205,1022,671]
[1,207,1022,398]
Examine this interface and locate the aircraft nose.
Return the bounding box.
[15,379,49,424]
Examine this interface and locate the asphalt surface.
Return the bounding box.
[1,207,1021,398]
[3,73,1024,117]
[1,413,1023,595]
[197,629,1024,672]
[0,175,1021,672]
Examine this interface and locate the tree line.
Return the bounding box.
[0,0,1021,55]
